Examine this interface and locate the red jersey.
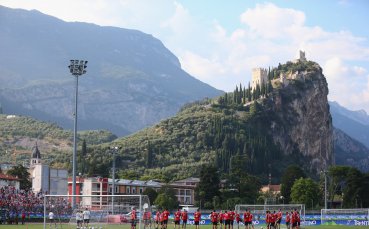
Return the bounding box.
[229,211,235,221]
[243,212,250,222]
[174,211,181,221]
[286,213,290,223]
[160,212,164,222]
[270,213,277,223]
[266,213,270,223]
[249,213,253,221]
[194,211,201,222]
[155,212,160,221]
[143,211,151,220]
[163,210,170,220]
[131,210,137,220]
[236,213,241,222]
[296,214,300,223]
[211,212,218,223]
[218,213,223,221]
[223,212,229,220]
[181,211,188,220]
[290,213,295,224]
[277,211,282,220]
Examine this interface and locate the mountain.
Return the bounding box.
[0,6,222,136]
[330,101,369,148]
[334,128,369,172]
[85,59,335,181]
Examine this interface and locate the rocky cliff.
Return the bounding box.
[268,61,334,173]
[92,59,336,180]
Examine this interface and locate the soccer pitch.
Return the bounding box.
[0,224,360,229]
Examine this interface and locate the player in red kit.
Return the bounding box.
[131,208,137,229]
[194,209,201,229]
[210,210,219,229]
[228,210,235,229]
[265,211,271,229]
[155,210,161,229]
[290,211,296,229]
[235,212,241,229]
[243,210,252,229]
[181,209,188,229]
[163,209,170,229]
[174,209,181,229]
[296,211,300,229]
[143,209,152,229]
[223,211,229,229]
[249,211,254,229]
[218,211,224,229]
[276,209,282,229]
[285,212,290,229]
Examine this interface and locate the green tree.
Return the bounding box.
[142,187,158,205]
[326,166,369,208]
[280,165,306,203]
[327,165,351,205]
[196,165,220,208]
[145,141,154,168]
[291,177,321,207]
[154,185,179,210]
[7,164,32,190]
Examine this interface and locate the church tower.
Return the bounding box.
[30,142,42,166]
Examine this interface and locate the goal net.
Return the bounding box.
[43,195,151,229]
[235,204,305,225]
[321,208,369,226]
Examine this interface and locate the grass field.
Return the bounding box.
[0,224,360,229]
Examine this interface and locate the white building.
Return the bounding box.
[29,143,68,194]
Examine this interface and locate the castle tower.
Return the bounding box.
[299,50,307,62]
[30,142,42,166]
[251,68,268,90]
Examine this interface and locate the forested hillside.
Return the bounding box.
[80,59,334,182]
[0,114,116,168]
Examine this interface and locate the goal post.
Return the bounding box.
[321,208,369,226]
[235,204,305,225]
[43,194,151,229]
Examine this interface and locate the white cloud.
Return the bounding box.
[324,58,369,111]
[1,1,369,111]
[240,3,305,39]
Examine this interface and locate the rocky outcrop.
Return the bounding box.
[268,61,334,173]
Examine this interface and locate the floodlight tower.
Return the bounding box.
[68,60,87,208]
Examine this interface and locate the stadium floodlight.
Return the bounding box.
[321,170,328,209]
[68,59,88,208]
[110,146,120,214]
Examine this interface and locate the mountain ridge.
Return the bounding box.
[0,5,222,136]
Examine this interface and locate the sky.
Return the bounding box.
[2,0,369,113]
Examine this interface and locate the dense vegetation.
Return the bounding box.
[77,60,323,183]
[0,114,117,168]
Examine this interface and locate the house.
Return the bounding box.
[168,177,199,205]
[0,173,20,189]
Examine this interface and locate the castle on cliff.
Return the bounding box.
[251,50,307,90]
